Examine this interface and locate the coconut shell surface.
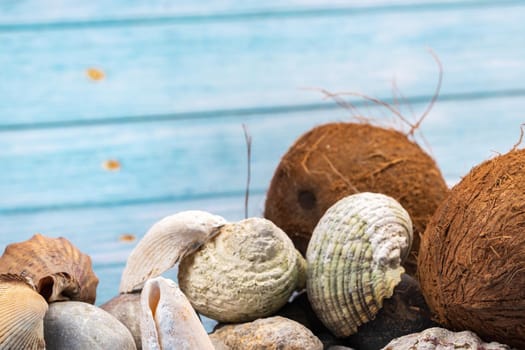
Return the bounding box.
[264,122,448,275]
[418,149,525,349]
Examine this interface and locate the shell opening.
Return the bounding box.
[148,281,160,320]
[37,273,80,302]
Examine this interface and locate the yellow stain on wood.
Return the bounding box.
[119,234,136,243]
[87,67,105,81]
[102,159,121,171]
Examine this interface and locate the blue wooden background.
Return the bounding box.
[1,1,524,307]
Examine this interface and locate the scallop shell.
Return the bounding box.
[0,233,99,303]
[178,217,306,323]
[120,210,227,293]
[140,276,214,350]
[306,192,413,337]
[0,274,48,350]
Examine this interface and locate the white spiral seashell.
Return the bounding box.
[306,192,413,337]
[179,217,306,323]
[140,276,214,350]
[120,210,226,293]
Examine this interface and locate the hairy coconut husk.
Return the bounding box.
[418,149,525,349]
[264,122,448,275]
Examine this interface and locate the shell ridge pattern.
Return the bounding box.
[306,192,413,337]
[178,218,302,323]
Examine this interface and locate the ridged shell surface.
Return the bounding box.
[306,192,413,337]
[120,210,226,293]
[0,234,99,303]
[140,277,214,350]
[0,274,48,350]
[179,217,306,323]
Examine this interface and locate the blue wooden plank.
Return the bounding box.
[1,96,524,213]
[0,1,506,25]
[0,192,265,310]
[0,5,524,127]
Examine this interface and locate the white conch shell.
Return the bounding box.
[120,210,226,293]
[140,277,214,350]
[178,217,306,323]
[306,192,413,337]
[0,274,48,350]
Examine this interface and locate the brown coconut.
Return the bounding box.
[418,148,525,349]
[264,122,448,275]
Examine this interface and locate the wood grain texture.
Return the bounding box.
[0,1,511,25]
[0,193,265,307]
[0,5,524,127]
[1,96,524,213]
[1,1,524,325]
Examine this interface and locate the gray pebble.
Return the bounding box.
[44,301,136,350]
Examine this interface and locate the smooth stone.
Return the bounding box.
[44,301,136,350]
[382,327,512,350]
[328,346,356,350]
[276,291,347,348]
[344,274,438,350]
[209,316,323,350]
[101,293,142,350]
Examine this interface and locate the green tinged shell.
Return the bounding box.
[306,192,413,337]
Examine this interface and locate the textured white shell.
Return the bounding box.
[120,210,226,293]
[179,217,306,323]
[0,274,48,350]
[383,327,511,350]
[306,192,413,337]
[140,277,214,350]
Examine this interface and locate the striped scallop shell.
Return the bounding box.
[120,210,227,293]
[178,217,306,323]
[306,192,413,337]
[0,234,99,303]
[0,274,48,350]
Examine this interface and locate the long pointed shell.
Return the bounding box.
[306,192,413,337]
[0,274,48,350]
[140,276,214,350]
[120,211,226,293]
[0,234,99,303]
[179,217,306,323]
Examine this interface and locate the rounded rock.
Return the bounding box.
[101,293,142,350]
[44,301,136,350]
[209,316,323,350]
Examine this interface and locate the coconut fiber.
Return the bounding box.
[264,122,449,275]
[418,149,525,348]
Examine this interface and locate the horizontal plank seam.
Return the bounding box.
[0,0,523,32]
[0,189,266,215]
[1,88,524,132]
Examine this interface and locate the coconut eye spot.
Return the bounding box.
[298,190,316,210]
